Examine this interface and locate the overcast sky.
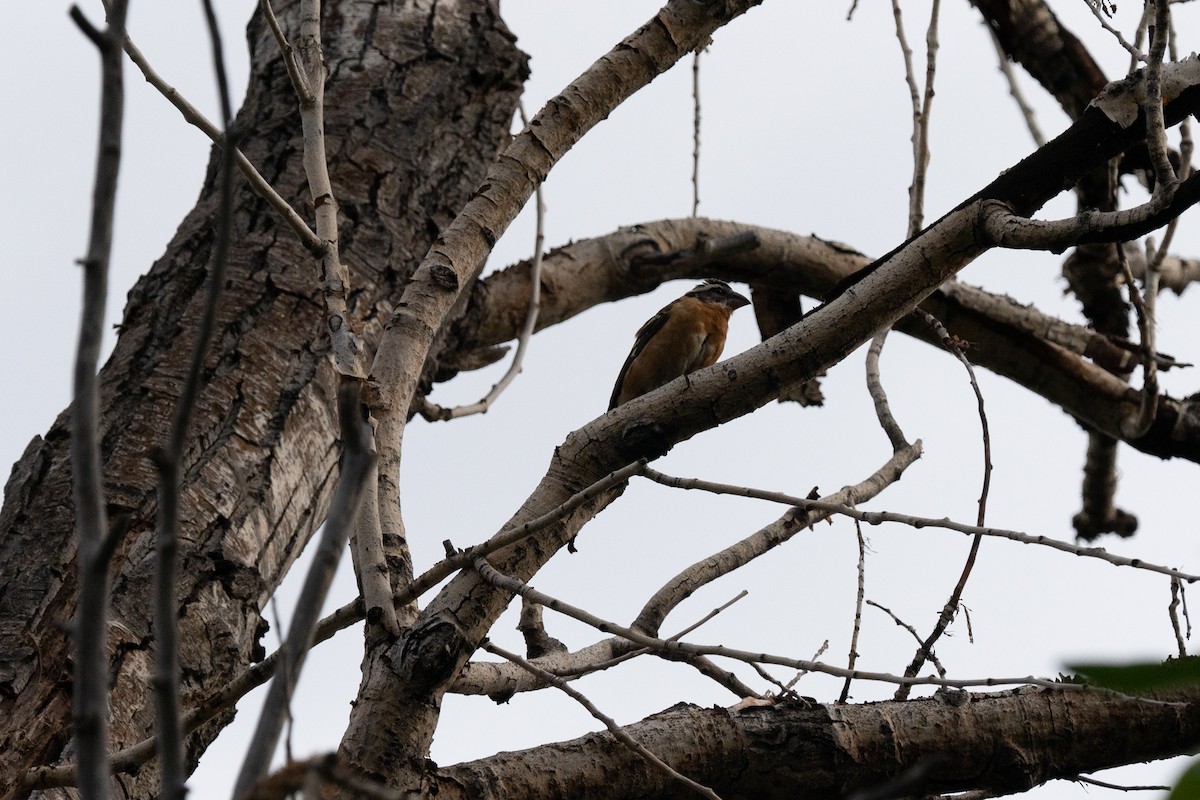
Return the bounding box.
[5,1,1200,798]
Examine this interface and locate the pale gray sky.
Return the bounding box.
[4,2,1199,797]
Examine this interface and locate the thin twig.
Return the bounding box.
[1118,240,1160,439]
[639,467,1200,583]
[1074,774,1170,792]
[518,592,759,699]
[915,0,940,233]
[232,382,375,798]
[1142,0,1177,203]
[1155,13,1195,277]
[116,29,322,252]
[268,596,296,763]
[260,0,312,103]
[667,591,748,642]
[267,0,390,637]
[988,27,1045,147]
[866,601,947,677]
[890,0,921,235]
[839,520,867,702]
[1083,0,1147,62]
[280,0,396,641]
[483,641,724,800]
[473,560,1115,694]
[148,3,238,796]
[895,312,991,699]
[784,640,831,691]
[890,0,940,236]
[747,662,798,698]
[632,445,922,635]
[68,3,129,797]
[1184,580,1193,640]
[421,102,547,421]
[291,0,363,379]
[1170,578,1188,658]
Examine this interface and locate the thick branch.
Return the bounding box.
[463,219,1200,461]
[341,0,766,784]
[435,689,1200,800]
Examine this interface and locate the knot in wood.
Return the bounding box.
[429,264,459,291]
[398,619,471,693]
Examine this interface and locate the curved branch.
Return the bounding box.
[463,219,1200,461]
[449,442,921,698]
[631,443,923,637]
[342,0,767,781]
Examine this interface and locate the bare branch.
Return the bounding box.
[669,591,749,643]
[935,278,1185,373]
[1118,240,1160,439]
[69,2,129,797]
[889,0,925,234]
[981,180,1199,252]
[1073,774,1170,792]
[1074,432,1139,541]
[633,444,922,636]
[421,103,548,422]
[867,600,948,678]
[455,591,762,701]
[1082,0,1147,62]
[260,0,393,638]
[639,468,1200,584]
[260,0,312,104]
[865,331,909,451]
[1170,578,1189,658]
[1142,0,1177,199]
[344,6,769,773]
[22,455,652,790]
[474,560,1105,693]
[988,26,1046,147]
[895,312,991,700]
[116,27,322,252]
[148,3,239,796]
[839,520,868,703]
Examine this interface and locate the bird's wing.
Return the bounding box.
[608,301,675,410]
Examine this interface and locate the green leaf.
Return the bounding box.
[1169,759,1200,800]
[1067,657,1200,693]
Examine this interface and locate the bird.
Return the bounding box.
[608,279,750,410]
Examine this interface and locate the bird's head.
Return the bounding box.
[687,279,750,311]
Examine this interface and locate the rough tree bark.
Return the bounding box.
[438,688,1200,799]
[0,2,526,798]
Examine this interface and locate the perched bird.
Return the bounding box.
[608,279,750,410]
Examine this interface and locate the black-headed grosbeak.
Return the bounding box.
[609,279,750,410]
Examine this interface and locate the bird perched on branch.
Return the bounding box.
[608,279,750,410]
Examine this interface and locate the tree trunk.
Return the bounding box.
[0,3,526,798]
